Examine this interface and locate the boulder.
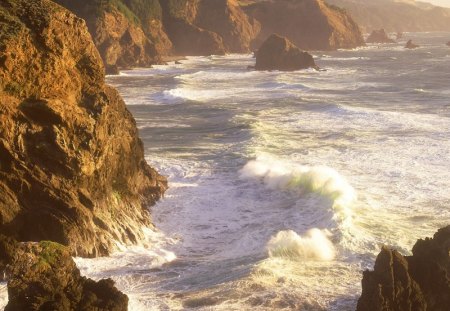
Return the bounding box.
[5,241,128,311]
[255,34,318,71]
[0,0,167,257]
[366,29,396,43]
[356,226,450,311]
[243,0,365,51]
[447,41,450,47]
[405,39,419,49]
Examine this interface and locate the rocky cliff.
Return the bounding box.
[357,226,450,311]
[327,0,450,32]
[243,0,365,51]
[53,0,172,74]
[0,0,167,257]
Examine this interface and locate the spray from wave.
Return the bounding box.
[239,155,357,226]
[267,229,335,261]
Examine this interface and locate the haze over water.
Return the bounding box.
[73,32,450,310]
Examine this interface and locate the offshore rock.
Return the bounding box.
[405,40,419,49]
[356,226,450,311]
[243,0,365,51]
[255,34,318,71]
[5,241,128,311]
[0,0,167,257]
[366,29,396,44]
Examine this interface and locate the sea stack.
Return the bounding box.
[366,29,396,43]
[254,34,318,71]
[0,0,167,258]
[405,39,419,49]
[356,226,450,311]
[243,0,365,51]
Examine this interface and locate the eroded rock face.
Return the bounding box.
[0,0,167,257]
[405,40,419,49]
[54,0,172,73]
[357,226,450,311]
[243,0,365,51]
[366,29,396,44]
[255,34,318,71]
[5,241,128,311]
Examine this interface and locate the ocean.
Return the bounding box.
[2,32,450,310]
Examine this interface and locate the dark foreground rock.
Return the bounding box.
[356,226,450,311]
[405,40,419,49]
[366,29,396,44]
[255,34,318,71]
[5,241,127,311]
[0,0,167,257]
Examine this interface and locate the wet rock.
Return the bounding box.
[366,29,396,44]
[254,34,318,71]
[0,0,167,257]
[243,0,365,51]
[5,241,128,311]
[405,40,419,49]
[356,226,450,311]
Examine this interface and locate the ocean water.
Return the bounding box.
[2,32,450,310]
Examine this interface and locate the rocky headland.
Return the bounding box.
[357,226,450,311]
[243,0,365,51]
[0,0,167,258]
[254,34,318,71]
[366,29,396,44]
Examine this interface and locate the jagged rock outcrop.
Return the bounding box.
[160,0,259,55]
[0,0,167,257]
[405,39,419,49]
[0,235,17,281]
[357,226,450,311]
[54,0,172,73]
[366,29,396,44]
[327,0,450,33]
[254,34,318,71]
[243,0,365,51]
[5,241,128,311]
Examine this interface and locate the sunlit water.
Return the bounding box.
[2,33,450,311]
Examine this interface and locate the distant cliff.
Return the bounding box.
[243,0,365,51]
[327,0,450,32]
[0,0,167,257]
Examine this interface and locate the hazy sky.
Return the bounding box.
[422,0,450,7]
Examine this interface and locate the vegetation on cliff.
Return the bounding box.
[0,0,167,257]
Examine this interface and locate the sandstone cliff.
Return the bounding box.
[54,0,172,73]
[243,0,365,51]
[357,226,450,311]
[0,0,167,257]
[160,0,260,55]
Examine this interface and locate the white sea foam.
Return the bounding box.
[267,229,335,261]
[0,282,7,310]
[240,155,357,226]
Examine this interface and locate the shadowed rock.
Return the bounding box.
[357,226,450,311]
[366,29,396,44]
[405,40,419,49]
[5,241,128,311]
[255,34,318,71]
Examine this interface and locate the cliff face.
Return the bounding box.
[54,0,172,73]
[243,0,365,51]
[0,0,167,257]
[357,226,450,311]
[160,0,260,55]
[327,0,450,32]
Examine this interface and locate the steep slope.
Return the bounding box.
[327,0,450,32]
[0,0,167,257]
[243,0,365,51]
[159,0,260,55]
[357,226,450,311]
[54,0,172,73]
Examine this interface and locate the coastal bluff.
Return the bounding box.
[0,0,167,258]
